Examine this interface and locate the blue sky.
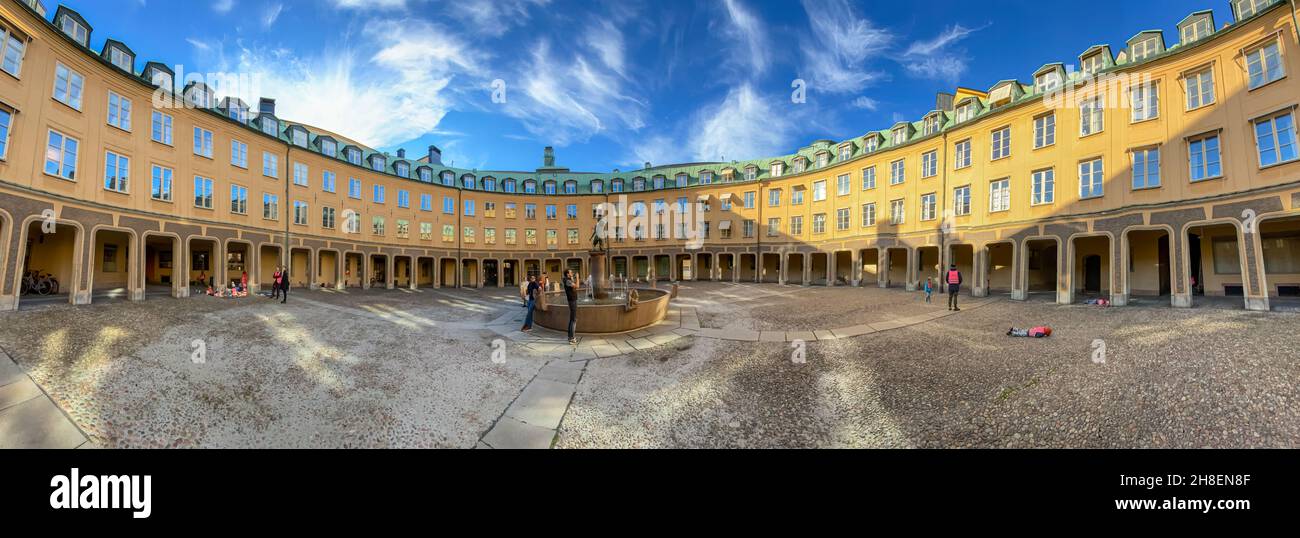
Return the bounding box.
[67,0,1234,172]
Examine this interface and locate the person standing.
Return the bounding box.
[945,264,963,311]
[923,277,934,304]
[271,267,282,300]
[280,267,290,304]
[521,275,539,331]
[563,269,580,344]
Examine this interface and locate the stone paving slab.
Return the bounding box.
[503,378,577,430]
[537,362,583,384]
[0,356,24,386]
[0,378,42,412]
[760,331,787,342]
[647,333,681,346]
[592,344,622,358]
[813,330,837,341]
[831,325,876,338]
[626,338,657,351]
[481,417,555,449]
[787,331,816,342]
[0,396,87,449]
[869,320,907,331]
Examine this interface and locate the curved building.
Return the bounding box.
[1,0,1299,311]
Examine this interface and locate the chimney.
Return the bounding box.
[936,92,954,112]
[644,161,651,169]
[258,97,276,116]
[427,145,443,165]
[397,148,406,159]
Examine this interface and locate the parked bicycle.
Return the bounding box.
[20,270,60,296]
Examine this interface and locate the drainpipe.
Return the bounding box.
[1291,0,1299,42]
[456,182,462,288]
[283,143,291,281]
[937,128,950,289]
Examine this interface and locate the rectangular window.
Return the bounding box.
[954,140,971,169]
[1034,114,1056,148]
[420,222,433,240]
[1032,169,1055,205]
[1185,68,1215,110]
[151,111,173,145]
[372,216,385,235]
[567,204,578,220]
[812,180,827,202]
[103,151,129,193]
[1189,133,1222,181]
[811,214,826,234]
[989,179,1010,212]
[889,199,905,225]
[769,189,781,207]
[345,212,359,234]
[231,140,248,168]
[791,188,804,205]
[263,152,279,177]
[922,150,938,177]
[485,228,496,245]
[862,166,876,190]
[953,186,971,216]
[373,185,385,204]
[890,159,905,184]
[398,190,410,209]
[525,203,537,219]
[1079,158,1104,199]
[193,176,214,209]
[744,191,755,209]
[1130,84,1159,122]
[1132,148,1161,189]
[768,218,781,236]
[1254,112,1297,167]
[230,184,248,214]
[991,127,1011,160]
[1080,98,1104,136]
[466,199,476,216]
[443,225,455,243]
[1,26,26,77]
[837,174,851,196]
[547,230,558,246]
[505,229,517,245]
[293,162,308,186]
[546,204,557,220]
[151,165,173,201]
[263,193,279,220]
[861,203,876,226]
[1245,40,1284,89]
[920,193,936,221]
[789,216,803,236]
[322,207,336,229]
[420,194,432,211]
[107,92,132,131]
[53,63,84,110]
[348,178,361,199]
[323,171,336,193]
[193,127,214,158]
[44,129,78,180]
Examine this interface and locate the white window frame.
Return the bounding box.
[920,193,936,221]
[263,152,279,178]
[1079,158,1105,199]
[231,139,248,168]
[1188,133,1223,182]
[1130,83,1159,122]
[953,186,971,216]
[151,111,173,145]
[1184,67,1216,110]
[1031,168,1055,205]
[53,62,84,110]
[989,179,1011,212]
[193,126,213,158]
[1245,40,1284,90]
[107,92,132,131]
[1253,111,1298,168]
[44,129,78,181]
[150,164,173,202]
[1131,148,1161,189]
[922,150,938,177]
[103,151,129,193]
[954,139,972,169]
[1034,114,1056,148]
[1,25,28,78]
[1080,97,1105,136]
[991,126,1011,160]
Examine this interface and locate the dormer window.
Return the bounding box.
[611,179,624,192]
[418,167,431,182]
[463,175,476,189]
[146,68,173,92]
[591,180,604,193]
[652,176,665,189]
[483,177,496,191]
[345,147,362,165]
[923,115,941,136]
[1130,37,1161,62]
[633,178,645,191]
[838,145,852,161]
[291,129,308,147]
[260,117,278,137]
[744,167,757,181]
[504,179,517,193]
[188,86,214,109]
[320,140,337,158]
[892,127,907,145]
[1035,71,1062,94]
[107,46,132,72]
[544,180,557,194]
[441,171,455,186]
[565,180,578,194]
[1081,53,1106,76]
[59,15,88,46]
[370,155,386,173]
[770,163,784,178]
[816,153,829,168]
[793,159,806,174]
[228,104,248,123]
[1180,15,1214,44]
[396,162,410,178]
[1234,0,1274,21]
[956,102,976,122]
[675,174,688,187]
[524,180,537,193]
[864,136,879,152]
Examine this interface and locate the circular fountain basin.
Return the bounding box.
[534,288,671,334]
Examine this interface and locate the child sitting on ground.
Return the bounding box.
[1007,326,1052,338]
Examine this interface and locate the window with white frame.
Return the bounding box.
[864,136,879,152]
[1079,158,1104,198]
[836,208,850,230]
[345,147,362,165]
[262,193,278,220]
[107,92,131,131]
[924,115,941,136]
[1081,53,1106,76]
[791,187,804,205]
[956,102,976,123]
[346,212,360,234]
[922,150,938,178]
[1245,40,1284,89]
[321,171,335,193]
[1189,133,1222,181]
[954,139,971,168]
[372,216,385,236]
[1185,67,1215,110]
[1130,83,1159,122]
[321,140,337,158]
[60,16,88,45]
[789,216,803,236]
[890,159,905,184]
[322,207,335,229]
[1032,169,1055,205]
[348,178,361,199]
[444,196,456,214]
[745,167,757,181]
[989,178,1010,212]
[920,193,936,221]
[991,127,1011,159]
[193,176,213,209]
[767,218,780,236]
[744,191,756,209]
[151,111,173,145]
[1181,17,1212,44]
[1236,0,1274,20]
[862,166,876,190]
[293,162,308,186]
[53,63,83,110]
[1035,71,1062,94]
[812,180,827,202]
[889,199,905,225]
[230,140,248,168]
[1130,38,1160,62]
[103,151,129,193]
[816,153,829,168]
[769,189,781,207]
[109,50,133,73]
[420,194,432,211]
[862,203,876,226]
[892,127,907,145]
[837,173,851,196]
[953,186,971,216]
[44,129,78,180]
[373,184,385,204]
[0,108,13,159]
[839,145,852,161]
[1132,148,1161,189]
[262,152,278,177]
[1034,113,1056,148]
[1,25,27,77]
[812,214,826,234]
[151,165,172,201]
[1080,97,1104,136]
[395,162,410,178]
[193,127,213,158]
[1254,111,1297,167]
[230,184,248,214]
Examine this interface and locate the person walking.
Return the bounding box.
[923,277,934,304]
[945,264,963,311]
[271,267,282,300]
[563,269,580,344]
[521,275,539,331]
[280,267,290,304]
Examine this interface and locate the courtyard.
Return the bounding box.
[0,282,1297,449]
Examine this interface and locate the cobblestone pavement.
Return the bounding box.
[0,282,1295,448]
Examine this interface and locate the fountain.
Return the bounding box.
[533,222,672,334]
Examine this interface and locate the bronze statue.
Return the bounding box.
[590,213,608,252]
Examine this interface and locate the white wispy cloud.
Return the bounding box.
[629,84,799,165]
[333,0,407,8]
[584,19,626,78]
[212,0,234,13]
[720,0,770,76]
[901,23,987,82]
[444,0,552,37]
[851,96,879,111]
[262,3,284,28]
[797,0,891,94]
[501,39,646,146]
[186,37,212,51]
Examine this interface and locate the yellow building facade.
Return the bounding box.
[2,0,1300,311]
